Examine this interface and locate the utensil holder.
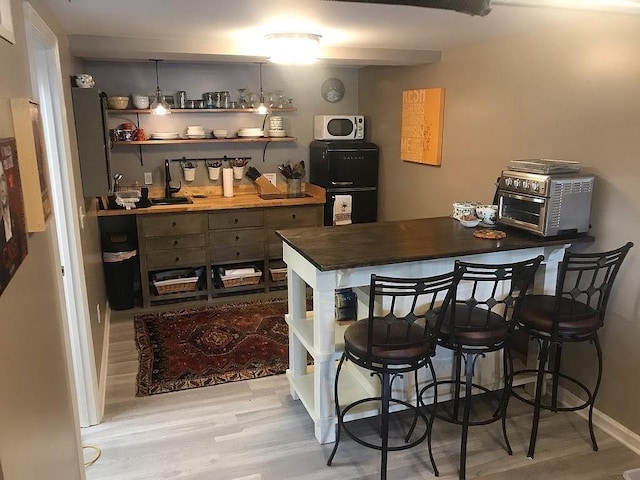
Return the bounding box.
[233,165,245,180]
[287,178,302,195]
[183,167,196,182]
[208,166,221,181]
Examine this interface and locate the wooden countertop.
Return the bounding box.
[96,183,325,216]
[277,216,594,271]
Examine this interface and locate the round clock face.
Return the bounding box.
[321,78,345,103]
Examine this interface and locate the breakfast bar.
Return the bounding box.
[277,217,593,444]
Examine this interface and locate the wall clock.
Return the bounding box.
[321,78,345,103]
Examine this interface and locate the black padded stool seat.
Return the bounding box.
[511,242,633,460]
[344,319,435,362]
[517,295,600,337]
[419,256,543,480]
[437,305,510,346]
[327,272,458,480]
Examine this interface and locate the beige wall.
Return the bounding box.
[0,0,86,478]
[360,12,640,433]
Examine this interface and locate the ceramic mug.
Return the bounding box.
[476,204,498,225]
[74,74,95,88]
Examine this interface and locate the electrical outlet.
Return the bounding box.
[144,172,153,185]
[264,173,277,185]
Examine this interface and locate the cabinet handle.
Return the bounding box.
[236,252,240,257]
[172,221,177,227]
[173,240,179,246]
[235,235,240,241]
[175,257,180,262]
[234,218,239,224]
[291,214,296,219]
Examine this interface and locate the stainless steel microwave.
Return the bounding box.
[313,115,365,140]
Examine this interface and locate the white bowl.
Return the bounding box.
[459,217,481,228]
[213,129,228,139]
[107,96,129,109]
[132,94,149,109]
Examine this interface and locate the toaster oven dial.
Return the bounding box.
[522,179,530,190]
[531,182,540,192]
[513,178,521,188]
[504,177,513,187]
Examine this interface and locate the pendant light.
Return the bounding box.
[255,62,269,115]
[150,59,171,115]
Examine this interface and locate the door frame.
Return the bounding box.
[23,1,99,427]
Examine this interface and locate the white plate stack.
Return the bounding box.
[150,132,180,140]
[268,116,286,137]
[186,125,206,139]
[238,127,264,138]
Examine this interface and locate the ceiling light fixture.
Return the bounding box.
[150,59,171,115]
[255,62,269,115]
[266,33,322,65]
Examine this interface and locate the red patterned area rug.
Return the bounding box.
[134,298,295,396]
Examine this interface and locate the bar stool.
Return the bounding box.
[327,271,459,480]
[420,255,543,480]
[511,242,633,459]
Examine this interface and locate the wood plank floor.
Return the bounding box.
[81,309,640,480]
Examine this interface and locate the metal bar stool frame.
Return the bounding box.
[327,271,459,480]
[419,255,543,480]
[511,242,633,459]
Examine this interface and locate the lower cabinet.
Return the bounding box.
[137,205,322,307]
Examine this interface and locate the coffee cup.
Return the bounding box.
[476,205,498,225]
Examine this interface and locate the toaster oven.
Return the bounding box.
[497,170,594,237]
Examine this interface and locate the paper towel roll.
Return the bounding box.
[223,167,234,197]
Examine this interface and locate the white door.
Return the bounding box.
[22,2,99,427]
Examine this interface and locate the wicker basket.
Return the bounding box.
[152,268,201,295]
[153,277,199,295]
[269,267,287,282]
[220,270,262,288]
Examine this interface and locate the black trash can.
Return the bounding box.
[102,232,137,310]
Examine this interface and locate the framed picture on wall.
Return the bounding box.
[11,99,52,231]
[0,0,15,45]
[0,137,28,297]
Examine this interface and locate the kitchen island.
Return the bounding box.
[277,216,593,444]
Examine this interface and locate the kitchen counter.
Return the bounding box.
[278,216,593,444]
[96,183,325,216]
[277,216,593,271]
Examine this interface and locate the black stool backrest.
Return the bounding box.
[552,242,633,334]
[439,256,544,347]
[366,272,459,362]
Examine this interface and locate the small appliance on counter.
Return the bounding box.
[497,159,594,237]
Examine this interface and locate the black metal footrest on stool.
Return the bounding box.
[511,368,594,413]
[421,379,512,428]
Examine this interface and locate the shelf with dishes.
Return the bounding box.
[112,136,297,146]
[107,108,296,115]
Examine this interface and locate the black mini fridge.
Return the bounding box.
[309,140,379,226]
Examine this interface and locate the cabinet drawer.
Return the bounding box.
[141,213,206,237]
[145,233,206,252]
[268,242,283,259]
[265,206,322,228]
[147,248,206,269]
[210,244,265,263]
[209,228,264,246]
[208,210,264,229]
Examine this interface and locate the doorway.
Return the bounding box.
[22,2,99,427]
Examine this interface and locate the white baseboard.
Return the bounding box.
[559,387,640,456]
[97,301,111,423]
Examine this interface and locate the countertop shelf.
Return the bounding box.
[112,137,297,146]
[107,108,296,114]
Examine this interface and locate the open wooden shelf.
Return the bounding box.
[112,137,296,146]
